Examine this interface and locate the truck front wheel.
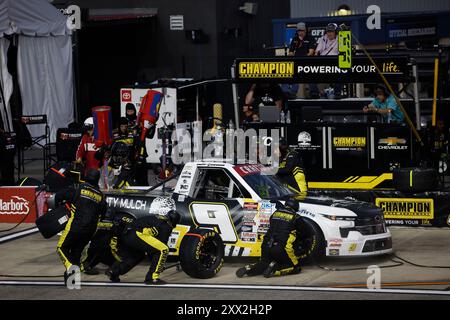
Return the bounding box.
[296,218,326,263]
[179,228,224,279]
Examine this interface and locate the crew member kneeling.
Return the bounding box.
[236,199,302,278]
[106,210,181,285]
[55,169,106,283]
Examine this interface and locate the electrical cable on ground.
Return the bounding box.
[313,258,404,272]
[393,253,450,269]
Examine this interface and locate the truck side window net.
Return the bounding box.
[193,168,249,200]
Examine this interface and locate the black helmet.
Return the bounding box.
[125,103,137,121]
[167,210,181,226]
[125,103,136,112]
[85,169,100,186]
[119,117,128,126]
[285,199,299,212]
[111,142,129,165]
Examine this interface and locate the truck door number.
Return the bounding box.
[190,203,238,243]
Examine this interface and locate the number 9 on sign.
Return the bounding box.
[338,30,352,69]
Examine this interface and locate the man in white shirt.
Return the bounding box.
[315,23,339,56]
[314,23,341,98]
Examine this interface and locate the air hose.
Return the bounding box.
[313,258,404,272]
[0,187,46,233]
[392,253,450,269]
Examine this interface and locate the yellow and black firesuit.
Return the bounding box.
[55,169,106,280]
[99,142,136,189]
[81,221,118,275]
[277,148,308,194]
[82,215,130,275]
[113,117,137,152]
[106,211,180,285]
[236,199,302,278]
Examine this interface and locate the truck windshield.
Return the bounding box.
[234,165,294,199]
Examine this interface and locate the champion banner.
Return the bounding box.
[308,189,450,228]
[235,56,410,83]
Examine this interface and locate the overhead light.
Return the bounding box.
[239,2,258,15]
[337,4,352,16]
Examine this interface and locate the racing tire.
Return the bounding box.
[296,218,326,264]
[393,167,438,193]
[179,228,224,279]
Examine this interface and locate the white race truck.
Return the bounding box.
[105,161,393,278]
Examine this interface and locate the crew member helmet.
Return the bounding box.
[84,117,94,130]
[285,199,299,212]
[111,142,129,165]
[85,168,100,186]
[167,210,181,226]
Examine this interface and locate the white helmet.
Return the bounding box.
[149,196,176,216]
[84,117,94,129]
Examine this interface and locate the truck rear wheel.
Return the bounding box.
[296,218,325,264]
[179,228,224,279]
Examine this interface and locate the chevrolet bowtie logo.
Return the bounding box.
[379,137,406,145]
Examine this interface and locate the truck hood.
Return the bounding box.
[301,196,383,218]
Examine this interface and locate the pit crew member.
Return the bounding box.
[236,199,303,278]
[277,139,308,194]
[76,117,103,174]
[99,142,135,189]
[82,220,119,275]
[106,199,181,285]
[125,103,138,128]
[55,169,106,283]
[113,117,136,146]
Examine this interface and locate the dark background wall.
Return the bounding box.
[290,0,450,17]
[54,0,290,121]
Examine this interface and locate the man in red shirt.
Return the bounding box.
[76,117,102,174]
